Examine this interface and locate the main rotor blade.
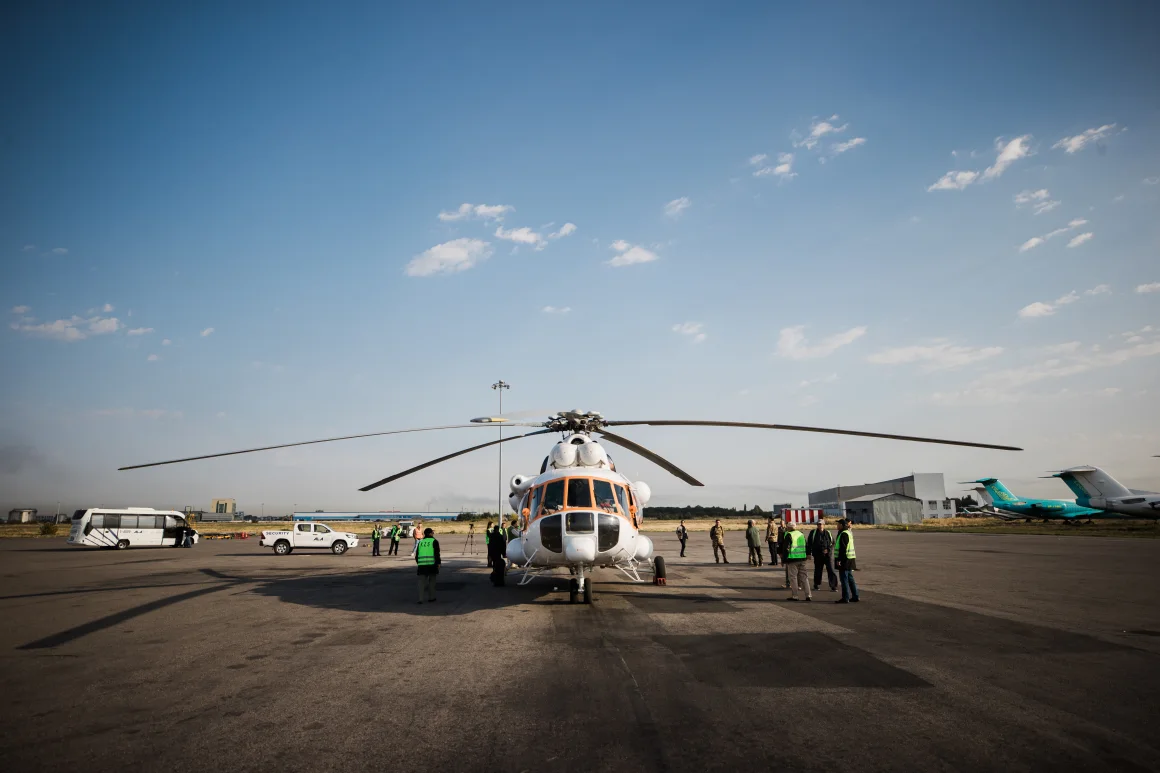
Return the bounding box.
[359,429,553,492]
[604,420,1022,452]
[596,429,704,487]
[118,424,502,471]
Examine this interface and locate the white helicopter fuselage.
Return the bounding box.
[502,434,657,584]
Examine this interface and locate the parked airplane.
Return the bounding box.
[961,485,1024,520]
[1050,466,1160,519]
[966,478,1112,522]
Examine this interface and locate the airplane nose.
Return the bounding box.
[564,536,596,563]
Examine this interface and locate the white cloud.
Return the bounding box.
[541,306,571,314]
[982,135,1032,180]
[1136,282,1160,294]
[777,325,866,360]
[22,244,35,252]
[754,152,796,180]
[494,226,545,250]
[12,314,121,342]
[101,303,114,313]
[672,321,706,344]
[664,197,691,219]
[1018,302,1056,318]
[405,238,493,277]
[606,241,658,268]
[794,117,848,150]
[548,223,576,240]
[437,203,513,222]
[867,341,1003,370]
[928,170,979,191]
[1143,177,1160,186]
[1044,341,1082,354]
[161,338,171,346]
[51,247,68,255]
[200,327,214,337]
[127,327,153,335]
[1054,291,1080,306]
[798,373,838,388]
[1019,237,1045,253]
[831,137,866,154]
[147,354,159,361]
[1018,218,1089,252]
[10,305,29,314]
[1052,124,1118,154]
[1067,232,1093,248]
[929,134,1032,191]
[748,153,768,166]
[1085,284,1111,296]
[1014,189,1061,215]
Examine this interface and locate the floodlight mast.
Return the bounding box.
[491,380,511,525]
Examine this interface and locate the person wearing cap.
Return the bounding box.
[807,517,837,592]
[834,519,860,604]
[780,520,811,601]
[415,527,441,604]
[709,519,729,564]
[745,519,763,566]
[764,516,779,568]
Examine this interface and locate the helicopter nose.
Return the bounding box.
[564,535,596,563]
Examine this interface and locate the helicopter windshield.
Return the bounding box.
[531,477,632,520]
[541,480,565,513]
[567,478,593,508]
[593,479,618,513]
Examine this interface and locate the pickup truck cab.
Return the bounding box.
[260,523,360,555]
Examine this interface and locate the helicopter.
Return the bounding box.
[119,409,1021,604]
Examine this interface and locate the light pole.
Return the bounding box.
[491,380,510,524]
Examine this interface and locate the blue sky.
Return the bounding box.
[3,1,1159,514]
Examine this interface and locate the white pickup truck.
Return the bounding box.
[260,523,360,555]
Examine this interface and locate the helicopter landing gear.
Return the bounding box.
[569,565,592,604]
[569,578,579,604]
[653,556,667,586]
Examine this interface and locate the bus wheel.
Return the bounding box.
[274,540,291,555]
[331,541,348,555]
[116,539,129,550]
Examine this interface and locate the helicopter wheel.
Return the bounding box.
[569,578,579,604]
[582,580,592,605]
[653,556,667,586]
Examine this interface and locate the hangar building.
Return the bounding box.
[844,493,924,525]
[809,473,955,520]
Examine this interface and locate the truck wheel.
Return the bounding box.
[654,556,667,583]
[274,540,291,555]
[331,541,348,555]
[569,578,579,604]
[116,539,130,550]
[583,581,593,605]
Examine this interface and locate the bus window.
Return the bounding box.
[614,485,629,515]
[72,510,87,521]
[593,480,617,513]
[542,480,564,513]
[164,516,179,529]
[91,514,104,528]
[296,523,311,533]
[529,485,543,517]
[567,478,593,508]
[103,514,121,529]
[121,515,139,529]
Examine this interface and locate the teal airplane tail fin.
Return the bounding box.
[975,478,1019,504]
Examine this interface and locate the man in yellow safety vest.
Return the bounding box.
[415,527,441,604]
[834,519,860,604]
[780,521,811,601]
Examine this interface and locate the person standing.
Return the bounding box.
[834,519,860,604]
[371,523,383,557]
[387,523,401,556]
[415,527,441,604]
[488,525,507,586]
[410,522,422,557]
[710,519,729,564]
[676,521,688,557]
[781,521,810,601]
[745,519,763,566]
[807,518,837,592]
[484,521,494,567]
[765,517,779,567]
[777,518,789,587]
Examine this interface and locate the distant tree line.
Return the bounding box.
[642,504,767,521]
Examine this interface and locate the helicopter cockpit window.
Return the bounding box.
[614,484,630,515]
[541,480,565,514]
[567,478,593,508]
[593,480,618,513]
[598,513,620,551]
[566,511,594,534]
[529,485,543,518]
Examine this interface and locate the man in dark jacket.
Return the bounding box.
[675,521,688,557]
[764,517,779,567]
[415,527,441,604]
[488,525,507,586]
[834,519,860,604]
[745,519,763,566]
[806,518,837,592]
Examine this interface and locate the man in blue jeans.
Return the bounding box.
[834,519,860,604]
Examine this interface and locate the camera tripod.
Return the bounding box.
[461,523,477,555]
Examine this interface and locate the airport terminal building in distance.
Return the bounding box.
[809,473,956,521]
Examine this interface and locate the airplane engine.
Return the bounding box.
[506,537,526,564]
[632,481,652,506]
[509,474,534,494]
[550,442,578,468]
[634,534,654,560]
[577,441,608,467]
[508,493,523,512]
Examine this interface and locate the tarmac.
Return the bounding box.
[1,530,1159,772]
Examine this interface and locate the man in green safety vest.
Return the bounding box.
[387,523,400,556]
[484,521,493,568]
[780,521,811,601]
[415,527,441,604]
[371,523,383,557]
[834,519,860,604]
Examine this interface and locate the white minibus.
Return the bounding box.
[67,507,199,549]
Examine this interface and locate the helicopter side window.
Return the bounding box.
[597,513,620,551]
[539,514,563,553]
[529,485,543,518]
[567,478,593,508]
[614,485,630,516]
[542,480,565,513]
[593,480,618,513]
[566,511,594,533]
